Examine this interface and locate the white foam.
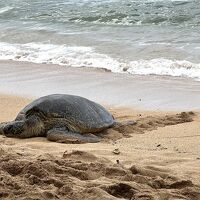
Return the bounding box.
[127,59,200,80]
[0,42,200,80]
[0,42,124,72]
[0,6,13,14]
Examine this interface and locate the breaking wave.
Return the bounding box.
[0,42,200,80]
[0,0,199,27]
[0,6,13,14]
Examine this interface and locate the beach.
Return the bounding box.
[1,0,200,198]
[0,61,200,199]
[1,60,200,111]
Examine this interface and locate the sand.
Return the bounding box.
[1,60,200,110]
[0,94,200,200]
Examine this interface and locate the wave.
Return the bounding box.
[68,13,198,27]
[65,0,199,27]
[0,6,13,14]
[0,0,198,27]
[68,14,194,26]
[0,42,122,72]
[127,59,200,80]
[0,42,200,80]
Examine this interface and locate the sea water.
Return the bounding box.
[0,0,200,80]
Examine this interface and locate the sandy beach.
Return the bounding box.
[0,61,200,199]
[1,0,200,198]
[1,60,200,111]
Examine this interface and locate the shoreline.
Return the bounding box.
[1,60,200,111]
[1,0,200,197]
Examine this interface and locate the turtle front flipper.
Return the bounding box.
[47,128,101,144]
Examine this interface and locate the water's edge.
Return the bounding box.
[1,60,200,111]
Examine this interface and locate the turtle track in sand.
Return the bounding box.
[100,111,195,141]
[0,149,200,200]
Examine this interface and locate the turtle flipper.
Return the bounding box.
[47,128,101,144]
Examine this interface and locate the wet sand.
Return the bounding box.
[1,60,200,110]
[1,61,200,199]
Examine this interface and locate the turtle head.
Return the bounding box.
[3,121,25,138]
[2,116,45,138]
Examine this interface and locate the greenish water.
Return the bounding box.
[0,0,200,79]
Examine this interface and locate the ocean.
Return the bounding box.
[0,0,200,80]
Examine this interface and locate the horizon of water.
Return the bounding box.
[0,0,200,80]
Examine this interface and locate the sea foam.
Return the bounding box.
[0,6,13,14]
[0,42,200,80]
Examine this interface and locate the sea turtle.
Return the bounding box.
[0,94,119,143]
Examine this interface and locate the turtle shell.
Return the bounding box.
[16,94,114,133]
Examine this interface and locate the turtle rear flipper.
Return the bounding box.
[47,128,101,144]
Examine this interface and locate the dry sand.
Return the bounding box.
[0,94,200,200]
